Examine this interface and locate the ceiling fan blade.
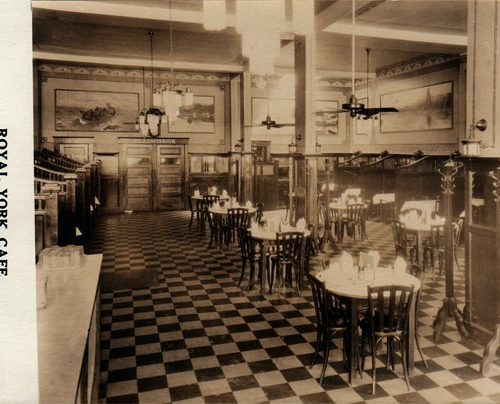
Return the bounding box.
[314,109,344,115]
[377,107,399,113]
[273,123,295,128]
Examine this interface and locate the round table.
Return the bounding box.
[327,201,369,241]
[209,205,256,216]
[315,267,420,383]
[250,227,310,293]
[192,194,230,202]
[403,217,445,264]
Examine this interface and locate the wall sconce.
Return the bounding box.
[461,119,486,157]
[288,137,297,154]
[315,142,322,154]
[234,141,241,153]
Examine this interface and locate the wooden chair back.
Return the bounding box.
[203,194,220,207]
[276,231,304,265]
[367,284,414,336]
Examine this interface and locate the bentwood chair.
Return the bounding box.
[407,264,428,367]
[236,227,263,291]
[204,206,223,248]
[269,232,304,294]
[391,220,417,264]
[201,194,221,228]
[307,271,350,385]
[340,203,366,241]
[361,284,414,395]
[423,224,445,279]
[255,203,265,226]
[225,208,249,247]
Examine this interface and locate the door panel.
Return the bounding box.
[120,143,186,212]
[155,146,185,210]
[121,145,153,211]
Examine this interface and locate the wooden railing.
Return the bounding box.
[34,151,101,257]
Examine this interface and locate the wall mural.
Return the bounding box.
[55,89,139,132]
[315,100,339,135]
[380,81,453,133]
[168,95,215,133]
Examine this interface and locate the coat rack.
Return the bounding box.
[433,160,469,341]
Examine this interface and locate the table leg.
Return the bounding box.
[407,294,416,371]
[349,299,359,384]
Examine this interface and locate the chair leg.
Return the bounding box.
[247,261,255,291]
[310,329,322,369]
[319,332,332,385]
[371,336,377,395]
[189,211,194,228]
[237,258,247,287]
[401,336,411,392]
[415,330,428,368]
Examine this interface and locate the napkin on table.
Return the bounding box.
[222,189,228,196]
[394,256,407,274]
[194,189,200,197]
[246,200,253,208]
[296,218,306,232]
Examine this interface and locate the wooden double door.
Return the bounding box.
[120,144,186,211]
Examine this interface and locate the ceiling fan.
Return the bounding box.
[245,82,295,130]
[339,0,399,119]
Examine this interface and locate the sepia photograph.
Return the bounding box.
[2,0,500,403]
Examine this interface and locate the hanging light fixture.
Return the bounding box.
[203,0,226,31]
[235,0,285,76]
[137,31,165,138]
[161,0,193,124]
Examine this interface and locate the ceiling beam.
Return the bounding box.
[32,51,244,73]
[32,1,207,25]
[324,21,467,47]
[315,0,373,32]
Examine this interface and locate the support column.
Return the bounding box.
[62,173,77,245]
[294,1,317,226]
[240,71,254,202]
[480,167,500,375]
[41,184,61,248]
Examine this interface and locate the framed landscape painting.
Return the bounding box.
[168,96,215,133]
[55,89,139,132]
[315,100,339,135]
[380,81,453,133]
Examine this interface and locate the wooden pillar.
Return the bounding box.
[240,72,254,202]
[62,173,77,245]
[481,167,500,374]
[294,1,317,225]
[75,167,87,245]
[41,184,60,248]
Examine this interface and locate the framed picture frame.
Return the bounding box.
[55,89,139,132]
[251,97,295,134]
[380,81,453,133]
[168,95,215,133]
[315,100,339,135]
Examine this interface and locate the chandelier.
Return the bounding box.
[235,0,285,76]
[137,31,165,138]
[154,0,194,124]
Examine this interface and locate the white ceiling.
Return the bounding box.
[32,0,468,77]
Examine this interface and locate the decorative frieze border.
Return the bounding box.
[37,63,232,82]
[377,54,462,79]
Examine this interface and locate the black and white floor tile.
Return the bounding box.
[88,211,500,403]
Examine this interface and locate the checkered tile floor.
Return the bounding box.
[88,211,500,403]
